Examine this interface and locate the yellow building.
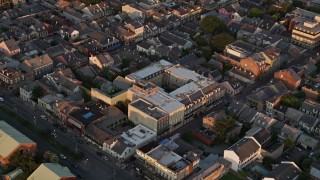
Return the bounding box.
[126,60,225,135]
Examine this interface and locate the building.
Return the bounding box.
[126,60,225,135]
[188,154,230,180]
[89,52,114,69]
[65,103,126,133]
[0,66,32,91]
[289,8,320,49]
[0,121,37,165]
[202,111,227,129]
[247,81,288,111]
[136,137,200,180]
[263,161,301,180]
[0,39,20,56]
[91,76,132,105]
[27,163,76,180]
[274,68,301,90]
[310,162,320,180]
[297,133,319,150]
[104,124,156,161]
[224,137,261,171]
[0,0,10,9]
[122,4,145,20]
[20,54,54,79]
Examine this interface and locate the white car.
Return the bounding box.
[60,154,67,159]
[0,97,4,102]
[41,115,47,120]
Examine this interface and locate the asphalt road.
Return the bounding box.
[0,91,137,180]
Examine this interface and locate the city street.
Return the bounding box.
[0,90,137,180]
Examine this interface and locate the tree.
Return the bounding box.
[100,68,116,82]
[200,16,225,34]
[284,137,295,150]
[262,157,275,169]
[120,58,131,69]
[50,40,59,46]
[211,33,235,53]
[201,46,212,60]
[7,151,39,175]
[31,86,44,101]
[296,91,306,99]
[193,35,207,46]
[80,0,102,5]
[181,131,194,143]
[307,6,320,14]
[43,151,59,163]
[80,87,91,102]
[212,116,235,141]
[248,8,265,18]
[281,94,302,109]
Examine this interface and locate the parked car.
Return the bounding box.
[0,97,4,101]
[102,156,109,161]
[295,147,302,152]
[60,154,67,159]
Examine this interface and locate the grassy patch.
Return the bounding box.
[0,106,84,161]
[221,172,245,180]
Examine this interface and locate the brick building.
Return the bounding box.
[274,68,301,90]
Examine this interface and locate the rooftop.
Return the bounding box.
[121,124,156,146]
[227,137,260,161]
[130,99,168,120]
[126,60,173,82]
[0,121,35,159]
[27,163,75,180]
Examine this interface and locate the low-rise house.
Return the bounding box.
[20,54,54,79]
[278,123,302,143]
[203,111,227,129]
[299,114,319,133]
[252,112,278,129]
[27,163,76,180]
[0,39,20,57]
[297,133,319,150]
[284,107,304,126]
[38,94,60,112]
[0,66,32,91]
[301,99,320,118]
[187,154,229,180]
[0,121,37,165]
[238,106,258,123]
[227,100,249,117]
[63,7,90,23]
[310,162,320,180]
[19,80,39,103]
[87,31,120,52]
[136,136,201,180]
[228,67,255,84]
[247,81,288,111]
[104,124,156,161]
[59,26,80,41]
[224,137,261,171]
[263,161,301,180]
[224,40,259,60]
[274,68,301,90]
[220,80,244,96]
[89,52,114,69]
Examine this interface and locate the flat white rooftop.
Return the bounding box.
[167,66,212,87]
[127,60,173,81]
[169,81,200,100]
[121,124,156,146]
